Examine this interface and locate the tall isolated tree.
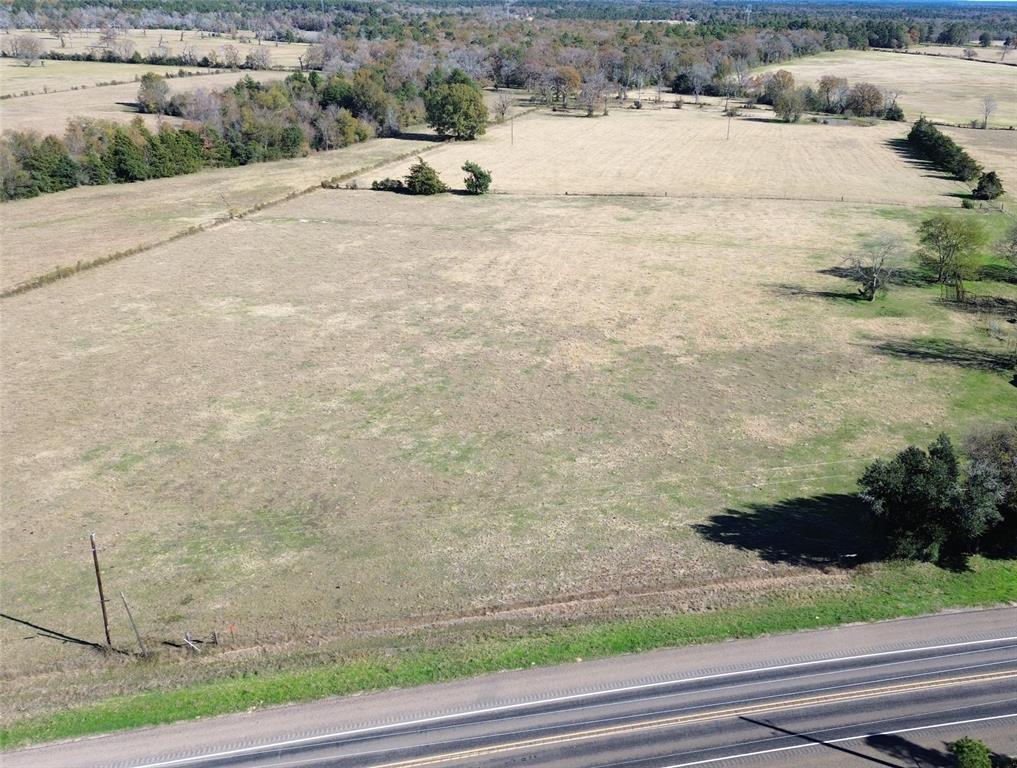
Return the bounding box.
[137,72,170,114]
[915,213,988,301]
[982,95,997,128]
[424,69,488,140]
[10,34,43,66]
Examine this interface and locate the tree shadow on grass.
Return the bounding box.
[692,494,876,569]
[869,338,1016,375]
[819,265,934,288]
[393,131,448,143]
[771,283,867,302]
[885,138,957,181]
[935,295,1017,317]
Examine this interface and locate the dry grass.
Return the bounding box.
[0,68,281,133]
[904,43,1014,64]
[7,27,310,68]
[0,136,438,292]
[1,99,1012,720]
[358,107,967,204]
[761,49,1017,127]
[0,59,209,97]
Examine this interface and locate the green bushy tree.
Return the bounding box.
[405,157,448,194]
[859,434,1001,564]
[915,212,988,300]
[948,737,992,768]
[462,161,491,194]
[973,171,1004,200]
[137,72,170,114]
[424,69,488,140]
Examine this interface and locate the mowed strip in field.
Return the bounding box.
[3,106,1013,688]
[0,67,282,134]
[760,49,1017,127]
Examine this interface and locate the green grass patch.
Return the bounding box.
[3,558,1014,750]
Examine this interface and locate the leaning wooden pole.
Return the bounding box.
[90,533,112,647]
[120,592,147,656]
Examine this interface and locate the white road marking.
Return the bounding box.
[655,712,1017,767]
[130,635,1017,768]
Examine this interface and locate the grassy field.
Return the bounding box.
[0,135,438,293]
[904,43,1013,64]
[356,107,967,203]
[0,67,282,133]
[7,27,310,68]
[3,103,1012,728]
[761,49,1017,127]
[0,58,209,96]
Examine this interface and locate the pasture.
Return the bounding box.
[2,101,1014,718]
[761,49,1017,127]
[0,135,436,293]
[0,67,281,133]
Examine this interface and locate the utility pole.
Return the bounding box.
[90,533,112,647]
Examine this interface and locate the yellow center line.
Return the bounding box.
[368,670,1017,768]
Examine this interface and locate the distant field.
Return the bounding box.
[3,105,1013,710]
[6,27,310,68]
[358,108,967,204]
[761,49,1017,127]
[0,67,281,133]
[904,43,1013,64]
[0,59,207,97]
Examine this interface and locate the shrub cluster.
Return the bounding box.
[907,117,982,181]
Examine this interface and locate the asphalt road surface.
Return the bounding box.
[8,607,1017,768]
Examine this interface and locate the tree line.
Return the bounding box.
[747,69,904,122]
[1,66,490,201]
[907,117,1004,201]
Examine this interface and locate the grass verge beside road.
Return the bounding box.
[3,557,1014,749]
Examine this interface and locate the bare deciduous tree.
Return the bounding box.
[982,95,997,128]
[843,234,904,301]
[6,34,43,66]
[579,72,609,116]
[220,43,241,69]
[493,93,511,123]
[994,221,1017,265]
[245,46,271,70]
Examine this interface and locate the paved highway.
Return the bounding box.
[8,607,1017,768]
